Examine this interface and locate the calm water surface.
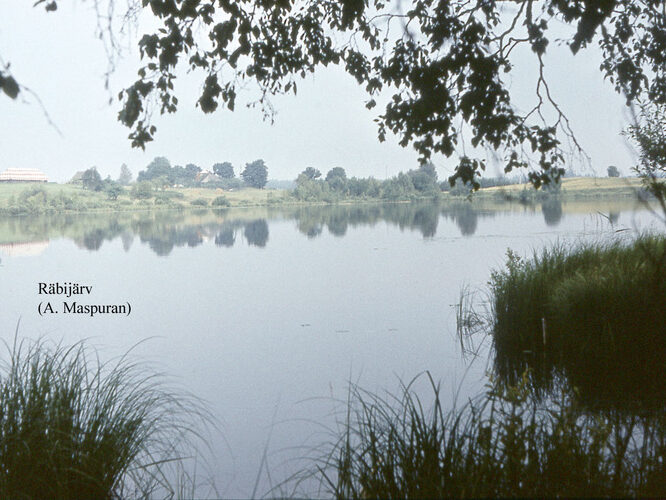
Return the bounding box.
[0,200,660,497]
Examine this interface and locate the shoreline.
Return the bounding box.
[0,176,647,217]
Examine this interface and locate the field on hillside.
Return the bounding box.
[176,186,290,205]
[478,176,643,198]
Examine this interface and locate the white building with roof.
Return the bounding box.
[0,168,48,182]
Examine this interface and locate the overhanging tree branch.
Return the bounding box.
[4,0,665,189]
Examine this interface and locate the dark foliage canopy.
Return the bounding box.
[326,167,347,182]
[302,167,322,180]
[137,156,202,185]
[607,165,620,177]
[137,156,172,182]
[9,0,666,188]
[213,161,235,178]
[241,159,268,188]
[185,163,202,177]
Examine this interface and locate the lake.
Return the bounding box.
[0,199,661,497]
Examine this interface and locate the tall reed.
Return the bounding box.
[0,336,212,499]
[487,234,666,409]
[316,372,665,498]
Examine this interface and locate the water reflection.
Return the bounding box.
[291,203,443,238]
[541,199,563,226]
[0,240,49,257]
[0,199,644,258]
[493,330,666,414]
[120,231,134,252]
[1,199,660,497]
[441,204,480,236]
[214,225,235,247]
[244,220,269,247]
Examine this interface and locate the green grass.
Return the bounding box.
[476,176,644,201]
[314,373,665,499]
[0,183,80,205]
[0,183,291,214]
[0,177,648,216]
[476,234,666,410]
[0,334,212,499]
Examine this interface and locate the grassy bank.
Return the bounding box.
[0,336,211,499]
[464,234,666,410]
[476,176,644,201]
[315,373,665,498]
[0,177,650,215]
[0,183,292,215]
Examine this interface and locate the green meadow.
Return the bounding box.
[0,176,649,216]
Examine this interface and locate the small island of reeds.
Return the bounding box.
[484,234,666,410]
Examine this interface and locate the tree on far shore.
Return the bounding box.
[118,163,133,185]
[81,167,102,191]
[302,167,321,180]
[607,166,620,178]
[241,160,268,189]
[213,162,235,178]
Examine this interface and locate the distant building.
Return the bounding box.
[196,171,222,184]
[0,168,48,183]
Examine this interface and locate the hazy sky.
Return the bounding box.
[1,2,636,183]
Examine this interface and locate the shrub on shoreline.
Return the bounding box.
[211,195,231,207]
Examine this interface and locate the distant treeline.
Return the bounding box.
[292,163,536,202]
[128,157,521,200]
[67,154,535,205]
[293,163,442,202]
[66,155,628,207]
[71,157,270,193]
[110,155,529,197]
[133,157,267,189]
